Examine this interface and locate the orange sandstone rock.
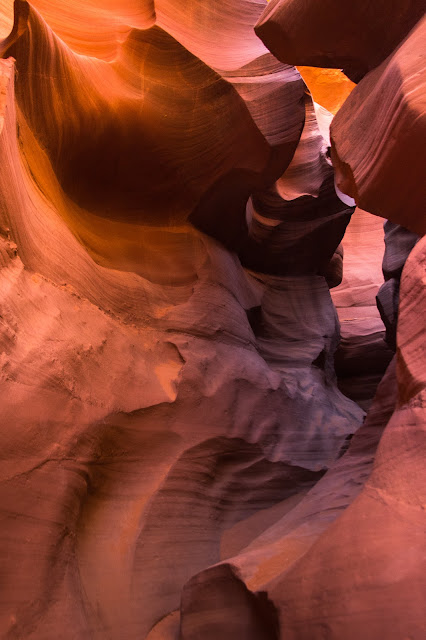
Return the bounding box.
[331,16,426,235]
[0,1,424,638]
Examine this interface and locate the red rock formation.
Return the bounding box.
[256,2,426,234]
[239,94,354,282]
[332,209,394,410]
[263,240,426,640]
[180,359,399,639]
[179,239,426,640]
[0,2,363,637]
[255,0,426,82]
[331,15,426,236]
[0,0,424,638]
[4,2,289,224]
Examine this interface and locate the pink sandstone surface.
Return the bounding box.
[0,1,425,638]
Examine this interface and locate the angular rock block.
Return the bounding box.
[255,0,426,81]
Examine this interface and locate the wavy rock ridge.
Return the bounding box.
[0,1,425,639]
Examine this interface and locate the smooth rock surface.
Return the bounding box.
[331,16,426,235]
[0,1,424,638]
[255,0,426,81]
[0,3,364,636]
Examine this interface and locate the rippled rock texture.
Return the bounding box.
[0,1,425,639]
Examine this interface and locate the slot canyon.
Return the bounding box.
[0,1,425,638]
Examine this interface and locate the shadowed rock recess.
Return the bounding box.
[0,1,424,638]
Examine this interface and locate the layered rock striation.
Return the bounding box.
[0,1,425,639]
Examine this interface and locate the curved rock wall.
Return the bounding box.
[0,1,424,639]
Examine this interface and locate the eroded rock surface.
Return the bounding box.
[331,16,426,235]
[0,1,424,639]
[332,209,394,410]
[377,221,419,349]
[255,0,426,82]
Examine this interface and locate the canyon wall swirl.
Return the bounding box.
[0,1,424,639]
